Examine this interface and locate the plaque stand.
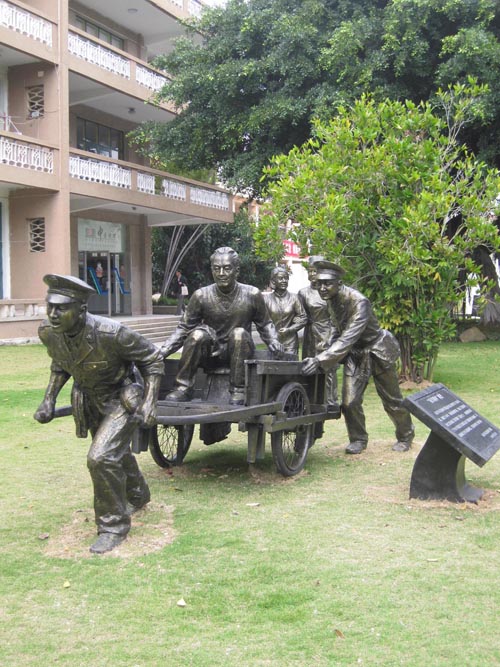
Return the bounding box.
[410,432,484,503]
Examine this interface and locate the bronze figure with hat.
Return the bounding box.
[302,260,414,454]
[34,274,164,554]
[298,256,339,409]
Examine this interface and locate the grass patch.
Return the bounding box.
[1,342,500,666]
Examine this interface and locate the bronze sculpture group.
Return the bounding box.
[34,248,414,553]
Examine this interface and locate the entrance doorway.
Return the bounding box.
[79,251,131,316]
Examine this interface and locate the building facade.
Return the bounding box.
[0,0,234,338]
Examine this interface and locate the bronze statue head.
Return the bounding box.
[43,274,94,334]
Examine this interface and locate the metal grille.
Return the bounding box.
[27,85,44,118]
[29,218,45,252]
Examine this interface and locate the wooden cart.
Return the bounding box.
[148,354,340,477]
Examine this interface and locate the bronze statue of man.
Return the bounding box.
[34,274,164,554]
[263,266,307,356]
[302,261,414,454]
[161,246,284,405]
[298,256,339,408]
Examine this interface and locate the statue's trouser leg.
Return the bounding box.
[372,359,415,444]
[123,455,150,507]
[175,329,212,390]
[227,327,255,390]
[342,370,369,445]
[326,366,339,405]
[87,402,138,536]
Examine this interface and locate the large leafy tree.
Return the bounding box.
[255,84,500,382]
[152,208,275,295]
[131,0,500,198]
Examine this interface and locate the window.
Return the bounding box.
[29,218,45,253]
[77,118,124,159]
[27,85,44,118]
[74,16,124,50]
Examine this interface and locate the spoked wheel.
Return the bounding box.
[271,382,313,477]
[149,424,194,468]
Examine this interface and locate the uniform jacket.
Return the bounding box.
[316,285,400,371]
[298,285,337,357]
[39,313,164,407]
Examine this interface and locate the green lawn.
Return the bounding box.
[1,342,500,666]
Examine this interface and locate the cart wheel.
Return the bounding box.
[149,424,194,468]
[271,382,313,477]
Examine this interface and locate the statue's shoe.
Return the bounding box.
[165,387,193,402]
[345,441,367,455]
[89,533,126,554]
[127,487,151,515]
[392,440,412,452]
[229,389,245,405]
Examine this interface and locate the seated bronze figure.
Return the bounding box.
[161,247,284,405]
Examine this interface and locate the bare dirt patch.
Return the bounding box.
[399,379,433,391]
[42,501,176,559]
[364,483,500,511]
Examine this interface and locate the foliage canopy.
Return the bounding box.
[256,84,500,381]
[131,0,500,197]
[152,208,275,295]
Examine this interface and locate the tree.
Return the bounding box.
[152,208,275,296]
[255,83,500,382]
[130,0,500,198]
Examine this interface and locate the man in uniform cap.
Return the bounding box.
[298,256,339,408]
[34,274,164,554]
[302,261,414,454]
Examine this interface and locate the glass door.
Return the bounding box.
[110,253,131,316]
[79,251,111,315]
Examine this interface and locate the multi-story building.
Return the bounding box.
[0,0,234,339]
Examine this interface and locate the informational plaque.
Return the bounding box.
[403,383,500,502]
[404,383,500,467]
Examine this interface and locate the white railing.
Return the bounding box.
[136,65,169,92]
[137,171,155,194]
[70,153,232,211]
[0,0,52,46]
[162,178,187,201]
[189,0,203,18]
[0,136,53,172]
[0,300,46,319]
[68,32,130,79]
[190,186,229,210]
[69,155,131,189]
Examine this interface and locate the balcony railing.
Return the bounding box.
[0,299,46,320]
[68,32,130,78]
[68,31,170,93]
[0,0,52,46]
[189,0,202,18]
[135,65,169,93]
[0,135,54,172]
[162,178,187,201]
[168,0,202,16]
[70,153,230,212]
[190,186,230,210]
[70,155,131,189]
